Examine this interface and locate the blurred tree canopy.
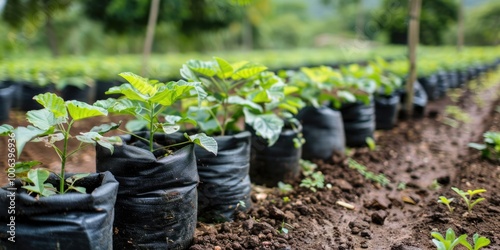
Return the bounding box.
[376,0,458,45]
[464,0,500,45]
[82,0,245,34]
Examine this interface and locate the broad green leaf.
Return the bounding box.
[14,126,48,158]
[228,96,262,112]
[180,64,201,82]
[150,81,196,106]
[27,109,64,130]
[163,115,182,125]
[214,57,234,79]
[33,93,67,118]
[473,234,491,250]
[337,90,357,103]
[125,119,148,132]
[76,132,121,154]
[232,63,268,80]
[244,108,283,146]
[0,124,13,135]
[187,133,218,155]
[162,124,180,134]
[90,122,121,135]
[23,169,55,197]
[66,101,107,120]
[32,133,64,146]
[186,59,218,77]
[445,228,457,242]
[252,90,271,103]
[13,161,42,178]
[119,72,157,96]
[284,85,299,95]
[96,136,122,154]
[106,84,149,101]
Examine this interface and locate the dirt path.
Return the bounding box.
[190,71,500,250]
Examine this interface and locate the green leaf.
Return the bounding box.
[162,124,180,134]
[468,143,487,151]
[0,124,14,135]
[473,234,491,250]
[66,101,107,120]
[180,64,201,82]
[119,72,157,97]
[66,173,90,184]
[445,228,457,242]
[13,161,41,178]
[232,62,268,80]
[27,109,64,131]
[106,84,149,101]
[149,81,196,106]
[90,122,121,135]
[187,133,218,155]
[186,59,218,77]
[252,90,271,103]
[14,126,48,158]
[33,92,67,118]
[214,57,234,79]
[228,96,263,112]
[32,133,65,146]
[125,119,148,132]
[22,169,55,197]
[76,132,121,154]
[431,239,446,250]
[96,136,122,154]
[244,108,284,146]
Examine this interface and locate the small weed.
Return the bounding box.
[451,187,486,212]
[299,159,317,176]
[428,179,442,191]
[468,131,500,161]
[282,196,291,203]
[365,137,376,151]
[300,171,325,192]
[397,182,407,190]
[277,182,294,194]
[437,196,455,213]
[443,106,470,128]
[279,221,293,234]
[347,158,390,186]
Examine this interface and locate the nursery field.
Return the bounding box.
[1,66,499,249]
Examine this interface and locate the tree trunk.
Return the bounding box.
[405,0,422,117]
[45,9,59,58]
[457,0,464,51]
[142,0,160,76]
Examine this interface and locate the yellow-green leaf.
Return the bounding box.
[119,72,157,96]
[33,93,68,118]
[66,101,107,121]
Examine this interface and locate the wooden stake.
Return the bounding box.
[142,0,160,76]
[405,0,422,117]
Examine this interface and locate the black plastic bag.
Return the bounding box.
[436,71,449,98]
[195,131,252,222]
[96,133,198,249]
[18,82,55,111]
[249,121,302,187]
[61,85,91,102]
[296,106,345,160]
[418,74,439,100]
[0,172,118,250]
[0,83,16,122]
[340,100,375,147]
[399,80,428,118]
[375,94,400,130]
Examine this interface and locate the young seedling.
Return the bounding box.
[431,228,468,250]
[365,137,376,151]
[437,196,455,213]
[277,181,294,194]
[461,233,491,250]
[451,187,486,212]
[347,158,391,187]
[300,171,325,192]
[468,131,500,161]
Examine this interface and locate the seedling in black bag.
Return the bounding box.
[1,93,122,196]
[96,72,217,155]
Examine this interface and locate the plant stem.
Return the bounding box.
[152,140,191,152]
[222,100,228,136]
[149,102,155,152]
[207,108,223,135]
[60,120,74,193]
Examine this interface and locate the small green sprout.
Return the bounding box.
[365,137,376,151]
[347,158,391,186]
[431,228,468,250]
[468,131,500,161]
[397,182,407,190]
[437,196,455,213]
[428,179,442,191]
[451,187,486,212]
[282,196,291,203]
[300,171,325,192]
[279,221,293,234]
[299,159,317,176]
[461,233,491,250]
[278,181,294,194]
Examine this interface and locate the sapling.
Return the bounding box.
[437,196,455,213]
[431,228,468,250]
[451,187,486,212]
[0,93,122,196]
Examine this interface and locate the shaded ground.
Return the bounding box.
[1,71,499,249]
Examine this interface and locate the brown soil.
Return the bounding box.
[1,72,499,250]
